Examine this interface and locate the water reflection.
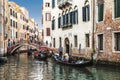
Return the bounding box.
[0,53,120,80]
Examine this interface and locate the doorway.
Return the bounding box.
[64,37,70,54]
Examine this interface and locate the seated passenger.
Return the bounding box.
[64,53,69,61]
[68,55,74,63]
[62,56,68,62]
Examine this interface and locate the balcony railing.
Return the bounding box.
[57,0,72,9]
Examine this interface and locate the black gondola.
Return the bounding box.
[0,57,7,64]
[34,54,48,61]
[52,54,93,67]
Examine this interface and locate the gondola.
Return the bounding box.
[52,54,93,67]
[34,51,48,61]
[34,54,48,61]
[0,57,7,64]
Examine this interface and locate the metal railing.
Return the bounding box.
[57,0,72,6]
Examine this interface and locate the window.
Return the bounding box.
[10,9,12,15]
[46,28,50,36]
[45,13,51,21]
[114,32,120,51]
[86,34,90,47]
[13,11,15,17]
[42,29,44,36]
[114,0,120,18]
[53,38,55,48]
[74,35,78,47]
[52,0,55,8]
[16,32,18,38]
[23,25,25,29]
[59,37,61,47]
[58,17,61,28]
[10,19,12,27]
[98,3,104,21]
[98,34,103,50]
[10,30,12,38]
[16,22,17,28]
[63,15,65,26]
[13,21,15,28]
[66,13,69,25]
[73,10,78,24]
[45,2,50,7]
[82,5,90,22]
[52,20,55,30]
[15,13,17,18]
[69,11,73,24]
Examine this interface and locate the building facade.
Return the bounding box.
[42,0,52,46]
[8,2,19,44]
[0,0,9,55]
[51,0,94,58]
[95,0,120,62]
[8,1,39,44]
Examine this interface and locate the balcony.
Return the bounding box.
[57,0,72,9]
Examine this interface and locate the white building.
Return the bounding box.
[38,29,43,43]
[51,0,94,56]
[8,2,19,43]
[42,0,52,46]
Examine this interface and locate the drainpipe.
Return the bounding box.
[92,0,95,62]
[3,0,6,56]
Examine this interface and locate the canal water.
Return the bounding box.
[0,53,120,80]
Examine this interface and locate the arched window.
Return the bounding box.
[62,11,66,27]
[82,0,90,22]
[68,7,73,25]
[73,5,78,24]
[65,9,69,26]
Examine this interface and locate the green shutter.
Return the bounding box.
[82,7,86,21]
[117,0,120,18]
[98,4,104,21]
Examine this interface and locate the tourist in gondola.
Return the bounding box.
[62,56,68,62]
[68,55,74,63]
[62,53,69,62]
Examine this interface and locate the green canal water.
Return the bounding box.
[0,53,120,80]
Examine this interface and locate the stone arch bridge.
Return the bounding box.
[7,43,40,55]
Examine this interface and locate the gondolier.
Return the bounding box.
[58,45,63,59]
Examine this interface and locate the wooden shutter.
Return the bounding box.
[46,28,50,36]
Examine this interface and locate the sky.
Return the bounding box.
[9,0,43,29]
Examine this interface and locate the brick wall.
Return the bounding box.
[95,0,120,62]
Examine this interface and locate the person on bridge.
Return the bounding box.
[13,40,15,45]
